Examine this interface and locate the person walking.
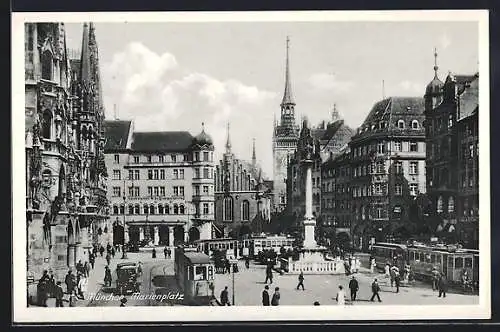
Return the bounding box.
[89,253,95,270]
[271,287,280,306]
[64,269,76,295]
[394,272,401,293]
[220,286,229,306]
[438,273,448,298]
[137,261,143,278]
[296,271,305,290]
[370,278,382,302]
[262,285,270,306]
[384,263,391,278]
[245,256,250,269]
[76,260,84,275]
[164,247,168,259]
[37,270,50,307]
[54,281,64,307]
[432,267,440,291]
[106,252,111,266]
[104,266,112,287]
[77,273,88,300]
[335,285,346,305]
[84,261,90,278]
[111,246,116,258]
[370,257,376,274]
[99,245,105,257]
[167,247,171,259]
[264,265,273,284]
[349,276,359,301]
[152,248,157,259]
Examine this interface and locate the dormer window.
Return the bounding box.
[397,120,405,129]
[412,120,419,129]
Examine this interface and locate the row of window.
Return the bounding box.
[111,186,186,198]
[113,151,214,165]
[426,114,454,136]
[351,182,419,197]
[356,118,420,135]
[112,167,214,181]
[111,203,210,215]
[352,141,420,158]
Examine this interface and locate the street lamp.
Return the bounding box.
[122,180,128,259]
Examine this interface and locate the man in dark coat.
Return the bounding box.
[37,270,50,306]
[370,278,382,302]
[395,273,401,293]
[296,271,305,290]
[220,286,229,306]
[262,285,270,306]
[438,273,448,298]
[99,245,105,257]
[152,248,157,258]
[349,276,359,301]
[271,287,280,306]
[264,265,273,284]
[64,269,75,294]
[54,281,64,307]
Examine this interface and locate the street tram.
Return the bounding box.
[370,242,408,270]
[174,246,215,305]
[249,235,295,258]
[195,238,240,259]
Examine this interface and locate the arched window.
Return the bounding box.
[134,204,140,214]
[158,204,164,214]
[437,196,444,213]
[173,204,179,214]
[179,205,185,214]
[150,204,155,215]
[143,204,149,215]
[165,205,170,214]
[448,196,455,213]
[223,197,234,221]
[128,204,134,215]
[42,110,52,139]
[242,200,250,221]
[41,50,52,80]
[113,205,119,215]
[412,120,419,129]
[397,120,405,129]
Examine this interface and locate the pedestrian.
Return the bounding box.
[390,266,398,288]
[68,288,77,307]
[107,243,112,253]
[54,281,64,307]
[84,261,90,278]
[111,246,116,258]
[76,260,84,275]
[104,266,112,287]
[370,278,382,302]
[89,254,95,270]
[264,265,273,284]
[225,259,231,274]
[167,247,171,259]
[296,271,305,290]
[99,245,105,257]
[209,282,215,297]
[438,273,448,298]
[37,270,50,307]
[164,247,168,259]
[106,252,111,266]
[220,286,229,306]
[137,261,143,278]
[77,273,88,300]
[370,257,376,274]
[432,267,440,291]
[394,272,401,293]
[120,297,127,307]
[271,287,280,306]
[152,248,157,259]
[65,269,75,294]
[349,276,359,301]
[47,270,56,298]
[335,285,346,305]
[262,285,270,306]
[245,256,250,269]
[384,263,391,278]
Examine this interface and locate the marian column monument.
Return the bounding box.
[284,119,345,275]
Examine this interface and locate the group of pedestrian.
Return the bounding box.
[261,285,281,306]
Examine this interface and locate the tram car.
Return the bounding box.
[174,246,215,305]
[195,238,240,260]
[370,242,408,271]
[249,235,295,258]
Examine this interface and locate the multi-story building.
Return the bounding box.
[424,50,479,248]
[214,126,272,238]
[349,96,426,250]
[26,22,108,285]
[273,37,300,213]
[104,121,214,247]
[320,145,352,247]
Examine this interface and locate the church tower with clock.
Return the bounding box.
[272,37,299,213]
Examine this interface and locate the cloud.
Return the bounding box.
[101,42,277,177]
[307,73,355,93]
[398,80,424,94]
[440,32,451,50]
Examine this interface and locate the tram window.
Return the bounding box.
[425,254,431,263]
[195,266,207,280]
[430,254,436,263]
[448,257,453,268]
[272,241,277,247]
[415,253,420,261]
[455,257,464,269]
[465,258,472,268]
[188,266,194,280]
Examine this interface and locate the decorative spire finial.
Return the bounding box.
[202,122,205,131]
[252,138,256,165]
[281,36,295,107]
[433,47,439,78]
[225,122,231,152]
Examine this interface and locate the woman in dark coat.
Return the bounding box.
[438,273,449,298]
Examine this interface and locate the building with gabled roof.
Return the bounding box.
[103,120,215,247]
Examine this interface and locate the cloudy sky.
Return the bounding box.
[64,21,478,178]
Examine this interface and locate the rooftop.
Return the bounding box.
[103,120,132,151]
[131,131,194,153]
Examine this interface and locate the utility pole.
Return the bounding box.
[232,262,235,305]
[122,179,128,259]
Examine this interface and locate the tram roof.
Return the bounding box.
[372,242,407,248]
[184,252,211,264]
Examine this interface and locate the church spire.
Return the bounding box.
[252,138,256,166]
[433,47,439,79]
[225,122,231,153]
[281,36,295,106]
